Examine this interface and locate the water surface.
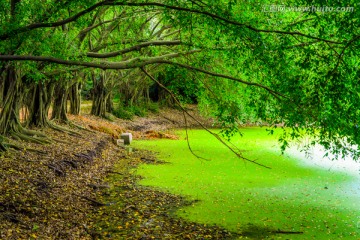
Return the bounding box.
[133,128,360,239]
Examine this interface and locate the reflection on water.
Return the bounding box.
[286,144,360,178]
[286,144,360,200]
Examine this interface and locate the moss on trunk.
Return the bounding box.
[52,82,69,122]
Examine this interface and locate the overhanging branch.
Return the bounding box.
[140,66,271,169]
[120,2,343,44]
[0,50,284,99]
[0,50,200,70]
[0,0,111,40]
[86,40,182,58]
[0,0,344,45]
[156,60,287,99]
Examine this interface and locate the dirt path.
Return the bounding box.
[0,108,238,239]
[115,105,215,132]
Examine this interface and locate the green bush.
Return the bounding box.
[112,101,160,119]
[113,108,134,120]
[130,106,147,117]
[147,102,159,113]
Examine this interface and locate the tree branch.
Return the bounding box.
[0,50,200,70]
[284,40,320,49]
[0,0,344,45]
[91,39,149,52]
[86,40,182,58]
[0,50,284,100]
[140,66,271,169]
[42,67,87,76]
[78,17,122,40]
[0,0,111,40]
[159,30,180,40]
[118,2,343,44]
[156,60,287,99]
[331,34,360,73]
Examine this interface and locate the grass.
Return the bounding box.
[132,128,360,239]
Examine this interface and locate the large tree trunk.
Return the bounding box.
[0,66,22,135]
[52,82,69,122]
[0,0,53,149]
[27,81,54,128]
[120,81,133,107]
[69,82,81,115]
[0,66,49,144]
[26,80,80,136]
[106,93,113,113]
[91,72,109,117]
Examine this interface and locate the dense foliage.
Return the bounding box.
[0,0,359,159]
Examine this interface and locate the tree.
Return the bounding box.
[0,0,359,161]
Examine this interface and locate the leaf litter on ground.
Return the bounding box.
[0,113,236,239]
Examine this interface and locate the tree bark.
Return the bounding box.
[52,82,69,122]
[27,81,54,128]
[26,80,80,135]
[69,82,81,115]
[0,66,49,145]
[91,72,109,117]
[106,92,113,113]
[0,66,22,135]
[0,0,52,149]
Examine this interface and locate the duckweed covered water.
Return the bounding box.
[133,128,360,239]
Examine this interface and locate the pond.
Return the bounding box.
[133,128,360,239]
